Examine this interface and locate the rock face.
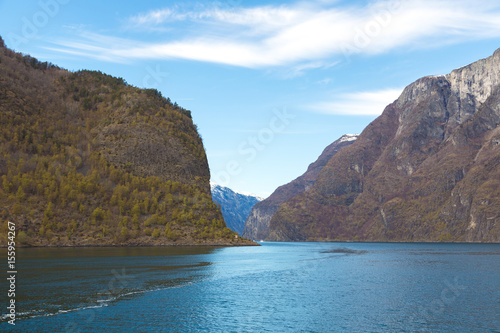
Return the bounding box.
[211,184,261,235]
[0,40,255,247]
[267,48,500,242]
[242,134,357,240]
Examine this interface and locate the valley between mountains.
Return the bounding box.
[240,49,500,243]
[1,35,499,246]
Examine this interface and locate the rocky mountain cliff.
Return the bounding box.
[267,48,500,242]
[0,37,254,246]
[211,183,261,235]
[242,134,357,240]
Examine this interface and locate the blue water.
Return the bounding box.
[1,242,499,332]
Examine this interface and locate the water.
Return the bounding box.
[1,242,499,332]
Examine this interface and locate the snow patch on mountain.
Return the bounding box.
[211,182,263,201]
[338,134,359,143]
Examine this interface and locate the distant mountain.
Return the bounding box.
[242,134,358,240]
[267,48,500,242]
[211,183,262,235]
[0,36,255,247]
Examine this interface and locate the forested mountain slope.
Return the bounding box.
[0,37,254,246]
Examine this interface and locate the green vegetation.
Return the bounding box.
[0,38,250,246]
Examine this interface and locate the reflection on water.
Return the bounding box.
[321,247,368,254]
[1,243,499,332]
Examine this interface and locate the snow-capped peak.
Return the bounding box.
[210,182,263,201]
[339,134,359,143]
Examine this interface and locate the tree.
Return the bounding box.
[119,216,129,227]
[17,231,28,244]
[121,226,128,239]
[2,176,11,193]
[91,207,106,224]
[44,202,54,220]
[131,203,141,216]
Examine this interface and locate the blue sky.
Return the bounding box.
[1,0,500,197]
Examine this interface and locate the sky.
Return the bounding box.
[1,0,500,198]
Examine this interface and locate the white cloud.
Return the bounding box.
[316,78,332,85]
[131,9,177,25]
[279,61,339,78]
[307,88,403,116]
[48,0,500,68]
[129,5,303,31]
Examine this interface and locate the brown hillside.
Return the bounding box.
[268,49,500,242]
[0,37,254,246]
[242,135,357,240]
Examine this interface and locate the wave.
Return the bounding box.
[4,281,196,322]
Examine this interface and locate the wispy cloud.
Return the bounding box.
[130,8,178,25]
[47,0,500,68]
[279,61,339,78]
[316,78,332,85]
[306,88,403,116]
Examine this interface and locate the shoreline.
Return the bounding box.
[0,239,260,248]
[4,239,500,248]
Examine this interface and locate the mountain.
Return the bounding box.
[242,134,358,240]
[211,183,262,235]
[0,37,255,246]
[267,48,500,242]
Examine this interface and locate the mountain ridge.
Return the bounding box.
[267,48,500,242]
[0,38,255,246]
[242,134,358,240]
[211,183,261,235]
